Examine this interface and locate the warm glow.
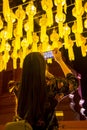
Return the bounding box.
[84,18,87,29]
[0,0,86,71]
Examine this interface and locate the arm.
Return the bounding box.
[52,48,72,76]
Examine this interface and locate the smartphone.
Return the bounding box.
[43,51,54,59]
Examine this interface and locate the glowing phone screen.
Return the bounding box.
[43,51,53,59]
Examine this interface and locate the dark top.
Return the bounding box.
[12,73,79,129]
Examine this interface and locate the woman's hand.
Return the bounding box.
[52,48,63,63]
[52,48,72,76]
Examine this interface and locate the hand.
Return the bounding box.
[52,48,63,63]
[52,48,72,76]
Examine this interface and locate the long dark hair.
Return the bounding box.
[17,52,47,126]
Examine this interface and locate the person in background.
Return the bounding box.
[8,80,20,98]
[66,73,86,120]
[8,80,20,116]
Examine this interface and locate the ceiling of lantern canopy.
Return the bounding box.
[0,0,87,76]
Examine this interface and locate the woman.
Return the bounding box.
[17,52,58,130]
[17,48,83,129]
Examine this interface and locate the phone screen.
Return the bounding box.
[43,51,54,59]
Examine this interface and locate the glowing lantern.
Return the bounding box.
[50,29,59,49]
[84,2,87,13]
[11,49,18,69]
[68,38,75,61]
[17,48,23,68]
[54,0,66,38]
[24,21,33,45]
[21,38,28,59]
[32,33,39,52]
[75,0,83,16]
[42,34,49,52]
[14,28,21,50]
[22,0,26,2]
[47,58,52,64]
[41,0,48,10]
[3,42,10,70]
[0,28,9,52]
[3,0,16,39]
[0,16,3,30]
[15,5,25,37]
[41,0,53,27]
[54,0,66,6]
[26,1,36,32]
[0,53,4,72]
[72,21,77,34]
[39,14,47,42]
[55,13,66,38]
[80,36,86,57]
[6,9,16,39]
[72,22,81,47]
[72,0,84,34]
[3,0,10,20]
[84,16,87,29]
[63,23,71,49]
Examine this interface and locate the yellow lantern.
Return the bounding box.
[72,21,77,33]
[15,5,25,37]
[24,21,33,45]
[80,35,86,57]
[84,2,87,12]
[26,1,36,32]
[32,33,39,52]
[0,28,9,52]
[11,49,18,69]
[13,28,21,50]
[42,34,49,52]
[63,23,71,49]
[54,0,66,6]
[84,16,87,28]
[41,0,48,11]
[24,21,30,32]
[55,13,66,38]
[7,9,16,39]
[41,0,53,27]
[22,0,26,2]
[0,53,4,72]
[3,42,10,70]
[72,22,82,47]
[68,38,75,61]
[39,14,47,42]
[50,29,59,49]
[21,38,28,59]
[0,16,3,30]
[3,0,10,20]
[72,2,84,34]
[26,1,36,16]
[47,58,52,64]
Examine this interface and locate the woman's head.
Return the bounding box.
[22,52,46,88]
[17,52,47,124]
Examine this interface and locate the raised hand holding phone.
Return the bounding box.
[43,51,54,59]
[52,48,72,76]
[52,48,62,63]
